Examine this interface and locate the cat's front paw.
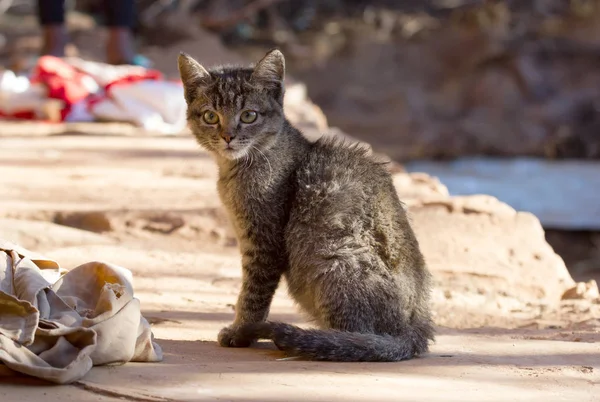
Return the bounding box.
[218,325,253,348]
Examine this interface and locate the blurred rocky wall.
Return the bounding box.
[277,1,600,161]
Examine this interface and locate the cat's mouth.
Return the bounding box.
[219,144,246,160]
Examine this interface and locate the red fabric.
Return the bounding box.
[1,56,164,121]
[31,56,93,120]
[104,69,163,93]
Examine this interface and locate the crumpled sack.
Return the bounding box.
[0,240,163,384]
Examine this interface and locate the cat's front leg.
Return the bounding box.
[218,252,283,347]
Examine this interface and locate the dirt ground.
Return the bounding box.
[0,123,598,401]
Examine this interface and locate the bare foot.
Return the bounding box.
[41,25,68,58]
[106,28,136,65]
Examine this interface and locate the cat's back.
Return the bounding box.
[287,135,425,279]
[293,137,393,203]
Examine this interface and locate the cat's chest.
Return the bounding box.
[217,177,280,229]
[217,178,257,211]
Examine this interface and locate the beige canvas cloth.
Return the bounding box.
[0,240,163,384]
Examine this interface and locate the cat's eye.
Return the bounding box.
[240,110,258,124]
[202,111,219,125]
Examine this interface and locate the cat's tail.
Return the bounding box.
[238,321,432,362]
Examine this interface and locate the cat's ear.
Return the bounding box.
[251,49,285,83]
[178,52,210,104]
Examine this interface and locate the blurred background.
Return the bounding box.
[2,3,599,396]
[1,0,599,285]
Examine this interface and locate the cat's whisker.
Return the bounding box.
[242,145,253,170]
[244,147,254,170]
[252,145,273,185]
[236,142,252,170]
[247,148,255,170]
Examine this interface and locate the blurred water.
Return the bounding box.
[405,157,600,230]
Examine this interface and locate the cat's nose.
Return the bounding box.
[220,133,235,143]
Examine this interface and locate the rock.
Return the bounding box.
[406,192,575,304]
[388,171,576,305]
[405,157,600,230]
[562,280,600,301]
[411,194,517,216]
[393,172,449,201]
[53,211,113,233]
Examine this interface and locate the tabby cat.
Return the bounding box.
[177,49,434,361]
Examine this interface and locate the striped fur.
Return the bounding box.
[178,49,434,362]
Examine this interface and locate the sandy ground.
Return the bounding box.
[0,125,599,401]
